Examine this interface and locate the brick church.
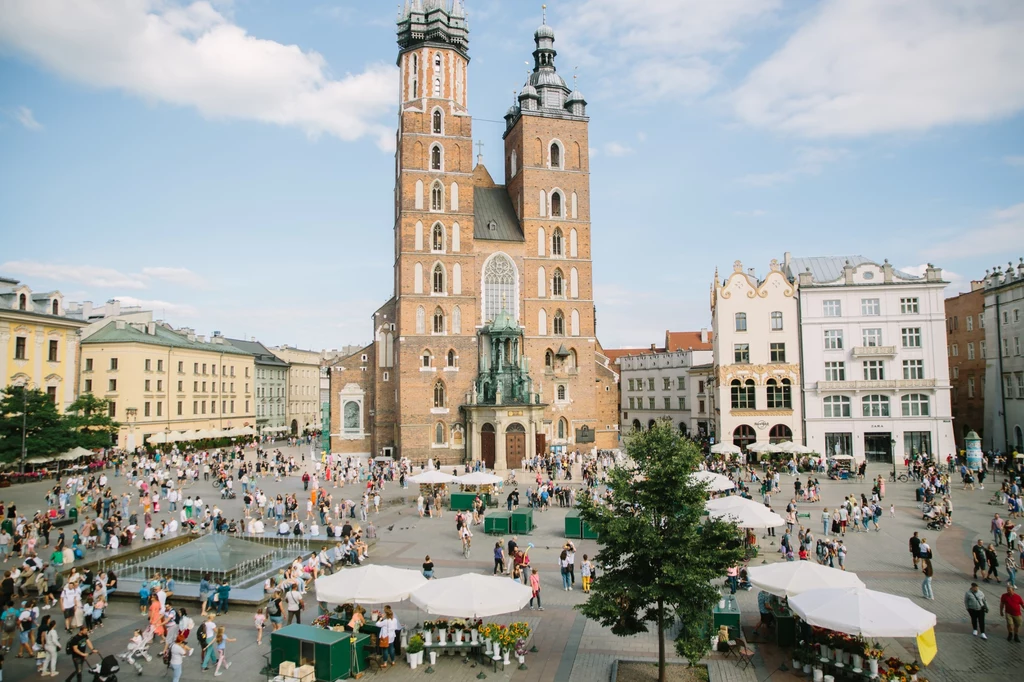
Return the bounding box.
[330,0,620,467]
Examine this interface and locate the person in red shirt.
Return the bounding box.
[999,584,1024,642]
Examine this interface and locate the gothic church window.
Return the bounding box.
[421,350,431,367]
[447,350,457,368]
[432,223,444,251]
[431,145,442,171]
[545,349,554,368]
[552,269,564,297]
[553,311,565,336]
[432,264,445,293]
[550,142,561,168]
[433,307,445,334]
[434,381,446,407]
[483,253,516,323]
[552,228,563,256]
[435,421,445,444]
[551,191,562,217]
[431,182,443,211]
[432,110,443,134]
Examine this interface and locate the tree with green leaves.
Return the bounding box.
[576,421,744,681]
[64,393,119,449]
[0,385,75,465]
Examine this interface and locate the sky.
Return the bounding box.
[1,0,1022,351]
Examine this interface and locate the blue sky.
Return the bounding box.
[1,0,1022,350]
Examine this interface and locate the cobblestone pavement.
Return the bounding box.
[1,454,1020,681]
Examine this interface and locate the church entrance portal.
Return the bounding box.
[481,424,496,469]
[506,423,526,470]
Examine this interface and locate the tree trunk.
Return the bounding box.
[657,597,666,682]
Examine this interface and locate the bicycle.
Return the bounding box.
[462,537,472,559]
[504,473,517,486]
[889,471,910,483]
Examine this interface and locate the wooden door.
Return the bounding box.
[506,432,525,470]
[535,433,546,458]
[481,425,496,469]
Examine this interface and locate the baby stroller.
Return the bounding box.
[90,655,121,682]
[118,626,153,674]
[220,487,236,500]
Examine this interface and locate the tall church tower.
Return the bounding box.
[382,0,478,461]
[501,15,595,451]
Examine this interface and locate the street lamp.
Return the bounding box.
[891,437,897,480]
[19,384,28,475]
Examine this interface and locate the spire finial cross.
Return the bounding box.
[573,66,578,87]
[542,4,547,25]
[475,140,484,157]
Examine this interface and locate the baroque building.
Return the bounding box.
[982,260,1024,452]
[330,2,618,466]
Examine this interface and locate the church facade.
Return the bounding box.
[330,1,619,467]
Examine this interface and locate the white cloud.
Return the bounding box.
[141,266,207,288]
[0,261,148,289]
[734,0,1024,137]
[921,203,1024,260]
[13,106,42,131]
[603,142,634,157]
[1005,155,1024,167]
[739,146,848,186]
[900,264,969,296]
[0,0,397,149]
[112,296,198,318]
[556,0,779,102]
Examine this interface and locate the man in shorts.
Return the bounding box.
[61,580,81,632]
[66,624,99,682]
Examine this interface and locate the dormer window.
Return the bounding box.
[488,220,497,232]
[18,293,27,310]
[52,300,59,315]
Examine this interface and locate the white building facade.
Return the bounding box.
[982,259,1024,452]
[711,260,803,452]
[787,255,954,464]
[619,348,713,437]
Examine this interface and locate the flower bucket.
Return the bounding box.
[471,629,479,644]
[408,652,418,669]
[503,649,511,666]
[518,655,525,665]
[492,645,501,661]
[429,651,438,665]
[485,640,493,655]
[425,631,433,647]
[438,629,447,646]
[851,654,862,671]
[868,659,879,675]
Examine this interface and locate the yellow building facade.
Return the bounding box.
[0,277,88,408]
[269,345,322,435]
[80,321,256,449]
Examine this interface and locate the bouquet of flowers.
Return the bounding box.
[311,615,330,628]
[450,618,467,633]
[508,622,531,641]
[514,638,528,658]
[435,618,449,632]
[423,620,436,632]
[864,646,884,660]
[902,661,921,675]
[498,629,517,651]
[491,624,507,643]
[478,624,494,641]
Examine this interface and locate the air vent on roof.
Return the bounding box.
[488,220,497,231]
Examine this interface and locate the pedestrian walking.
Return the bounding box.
[493,542,505,575]
[985,544,1000,583]
[921,558,934,600]
[965,582,988,639]
[993,514,1005,546]
[1000,584,1023,642]
[972,539,988,579]
[909,532,921,569]
[1008,550,1019,588]
[529,567,543,610]
[212,625,235,676]
[168,634,192,682]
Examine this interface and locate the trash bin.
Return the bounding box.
[564,509,582,539]
[69,507,78,523]
[510,508,534,534]
[485,512,512,535]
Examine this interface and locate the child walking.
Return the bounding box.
[529,567,543,611]
[581,555,593,594]
[254,607,267,645]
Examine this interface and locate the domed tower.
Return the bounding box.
[388,0,478,465]
[502,10,597,454]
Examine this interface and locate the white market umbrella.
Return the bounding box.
[410,573,533,618]
[146,432,167,444]
[706,496,785,528]
[408,470,460,484]
[314,565,427,604]
[746,442,773,453]
[690,470,735,492]
[792,444,816,454]
[457,472,503,486]
[789,587,936,638]
[747,562,866,599]
[237,426,257,436]
[179,430,199,441]
[710,442,741,455]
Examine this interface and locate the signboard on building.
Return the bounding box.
[575,425,595,443]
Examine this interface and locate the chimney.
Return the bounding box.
[82,301,93,318]
[197,335,206,343]
[799,268,814,287]
[843,260,855,284]
[925,263,943,282]
[650,343,656,351]
[783,251,791,268]
[700,328,709,344]
[251,337,256,342]
[882,259,894,283]
[114,320,127,330]
[146,321,156,335]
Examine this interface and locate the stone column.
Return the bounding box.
[495,417,508,471]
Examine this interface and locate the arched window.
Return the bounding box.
[421,350,432,367]
[452,306,461,335]
[1016,425,1024,450]
[735,312,747,332]
[433,78,441,97]
[433,307,445,334]
[550,142,561,168]
[552,227,563,255]
[571,309,580,336]
[433,381,446,407]
[432,223,444,251]
[51,300,59,315]
[648,419,657,429]
[553,311,565,336]
[862,394,890,417]
[18,294,26,310]
[450,182,459,211]
[431,145,442,171]
[901,394,930,417]
[435,421,446,444]
[539,189,547,217]
[551,191,562,217]
[545,349,554,368]
[432,109,443,134]
[823,395,851,418]
[483,253,517,322]
[568,349,577,368]
[537,266,546,297]
[570,268,578,298]
[415,179,423,208]
[432,264,445,293]
[537,227,546,256]
[452,263,461,295]
[552,269,564,297]
[769,424,792,444]
[733,424,756,451]
[431,182,443,211]
[414,262,424,294]
[731,379,755,409]
[414,221,423,250]
[632,419,642,432]
[558,418,567,439]
[447,350,457,368]
[766,379,788,408]
[411,53,419,98]
[510,150,517,176]
[539,309,547,335]
[679,422,689,436]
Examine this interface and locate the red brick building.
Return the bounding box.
[330,5,617,464]
[945,282,986,449]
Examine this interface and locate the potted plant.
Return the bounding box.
[422,621,435,646]
[902,660,921,682]
[479,624,493,654]
[470,618,483,644]
[515,638,528,666]
[864,646,883,676]
[407,634,425,669]
[436,618,449,645]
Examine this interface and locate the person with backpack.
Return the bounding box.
[0,602,18,651]
[65,625,99,682]
[266,592,284,631]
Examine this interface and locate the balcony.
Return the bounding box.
[815,378,937,392]
[851,345,896,358]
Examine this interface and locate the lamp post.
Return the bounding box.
[125,407,137,452]
[19,385,28,475]
[890,437,897,480]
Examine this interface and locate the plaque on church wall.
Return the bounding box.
[575,425,595,443]
[343,402,360,429]
[507,410,523,416]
